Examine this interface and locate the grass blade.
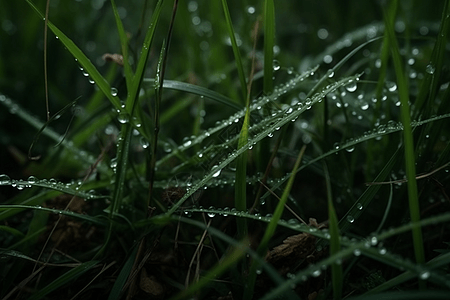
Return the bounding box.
[384,1,425,268]
[244,145,306,299]
[23,0,121,110]
[263,0,275,94]
[221,0,247,104]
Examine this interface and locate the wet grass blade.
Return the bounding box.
[108,246,139,300]
[263,0,275,94]
[234,100,250,240]
[143,78,243,110]
[23,0,121,110]
[221,0,247,104]
[110,0,134,90]
[169,239,247,300]
[126,0,164,113]
[244,145,306,299]
[324,162,342,300]
[384,0,425,268]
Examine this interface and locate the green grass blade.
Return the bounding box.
[28,260,99,300]
[108,246,139,300]
[23,0,121,110]
[221,0,247,104]
[169,239,247,300]
[110,0,134,90]
[263,0,275,94]
[384,1,425,268]
[143,78,243,110]
[234,105,250,240]
[244,146,306,299]
[127,0,164,113]
[324,162,342,300]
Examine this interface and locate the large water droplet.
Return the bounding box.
[0,174,11,184]
[212,166,222,178]
[118,112,129,124]
[345,81,357,93]
[27,176,37,184]
[111,87,118,97]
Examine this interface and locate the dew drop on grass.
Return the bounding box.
[356,203,363,210]
[312,269,321,277]
[386,81,397,92]
[212,166,222,178]
[419,271,430,280]
[27,176,37,184]
[118,112,129,124]
[111,87,118,97]
[272,60,281,71]
[361,102,369,110]
[345,81,357,92]
[346,215,355,223]
[0,174,11,184]
[140,137,150,149]
[425,64,435,75]
[353,249,361,256]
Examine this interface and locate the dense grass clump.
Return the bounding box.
[1,0,450,299]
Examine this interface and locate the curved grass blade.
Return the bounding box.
[221,0,247,104]
[143,78,243,110]
[23,0,121,110]
[126,0,164,113]
[107,246,139,300]
[170,239,248,300]
[244,146,306,299]
[27,260,99,300]
[110,0,133,91]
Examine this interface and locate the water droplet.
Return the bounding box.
[212,166,222,178]
[327,70,335,78]
[425,64,435,75]
[246,6,255,14]
[356,203,363,210]
[312,269,321,277]
[111,87,118,97]
[361,102,369,110]
[0,174,11,184]
[353,249,361,256]
[386,81,397,92]
[346,215,355,223]
[140,137,150,149]
[273,60,281,71]
[345,81,357,93]
[27,176,37,184]
[419,271,430,280]
[345,146,355,153]
[370,236,378,245]
[163,143,172,153]
[110,158,118,169]
[118,112,129,124]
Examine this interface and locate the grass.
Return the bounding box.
[1,0,450,299]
